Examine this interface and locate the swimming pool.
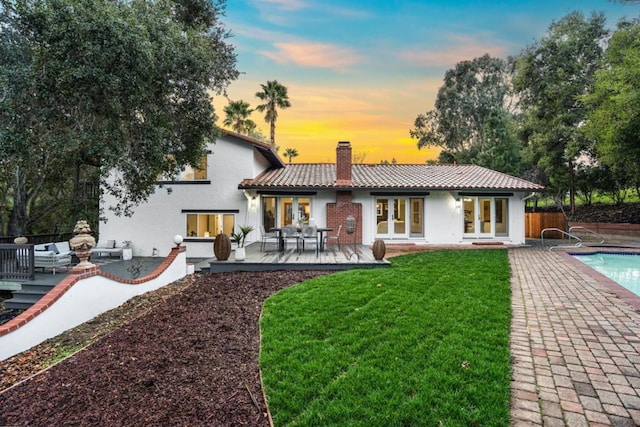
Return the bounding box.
[572,253,640,296]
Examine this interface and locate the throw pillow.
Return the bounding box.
[47,243,59,254]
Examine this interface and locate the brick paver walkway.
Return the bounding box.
[510,247,640,426]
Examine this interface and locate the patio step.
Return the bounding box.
[3,282,55,310]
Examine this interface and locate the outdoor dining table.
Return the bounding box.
[270,227,333,252]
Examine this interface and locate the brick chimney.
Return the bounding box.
[335,141,352,186]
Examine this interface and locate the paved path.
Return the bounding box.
[509,247,640,426]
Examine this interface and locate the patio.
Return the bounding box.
[207,242,390,272]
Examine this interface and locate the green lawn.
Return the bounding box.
[260,250,512,426]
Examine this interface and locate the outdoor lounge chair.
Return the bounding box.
[34,241,73,274]
[91,239,124,258]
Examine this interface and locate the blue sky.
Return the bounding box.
[214,0,635,163]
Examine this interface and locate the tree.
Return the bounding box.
[474,109,523,175]
[582,18,640,196]
[255,80,291,147]
[0,0,238,232]
[283,147,298,164]
[223,99,256,134]
[513,11,608,213]
[410,54,515,162]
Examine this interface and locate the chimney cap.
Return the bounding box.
[338,141,351,146]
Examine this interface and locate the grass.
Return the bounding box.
[260,250,512,426]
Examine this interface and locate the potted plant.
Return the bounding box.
[231,225,254,261]
[122,240,133,260]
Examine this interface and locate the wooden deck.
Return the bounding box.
[207,242,390,272]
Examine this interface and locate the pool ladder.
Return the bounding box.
[541,226,606,251]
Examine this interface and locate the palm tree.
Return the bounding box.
[223,100,256,134]
[283,147,299,164]
[255,80,291,147]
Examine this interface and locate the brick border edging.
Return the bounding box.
[0,246,186,337]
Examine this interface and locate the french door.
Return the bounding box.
[375,197,424,239]
[463,197,509,238]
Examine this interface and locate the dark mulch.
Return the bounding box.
[0,270,330,427]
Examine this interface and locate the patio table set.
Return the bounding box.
[261,225,341,254]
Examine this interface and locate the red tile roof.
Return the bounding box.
[239,164,544,191]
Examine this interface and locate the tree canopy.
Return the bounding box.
[0,0,238,233]
[223,100,256,135]
[582,17,640,196]
[255,80,291,147]
[410,54,519,172]
[513,11,608,211]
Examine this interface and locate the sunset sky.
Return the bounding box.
[213,0,633,164]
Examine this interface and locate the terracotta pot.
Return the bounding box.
[372,239,386,260]
[214,233,231,260]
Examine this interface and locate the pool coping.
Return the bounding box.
[558,247,640,311]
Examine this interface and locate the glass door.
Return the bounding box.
[463,197,506,238]
[375,197,410,239]
[479,198,492,236]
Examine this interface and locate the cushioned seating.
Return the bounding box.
[34,241,73,274]
[91,239,123,258]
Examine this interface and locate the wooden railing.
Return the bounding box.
[0,233,73,245]
[0,244,35,281]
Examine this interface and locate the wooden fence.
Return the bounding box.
[525,212,566,238]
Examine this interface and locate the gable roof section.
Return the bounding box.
[239,164,544,191]
[221,129,285,168]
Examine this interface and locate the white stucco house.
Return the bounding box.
[99,131,543,258]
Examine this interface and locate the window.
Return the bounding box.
[159,155,208,181]
[186,213,235,238]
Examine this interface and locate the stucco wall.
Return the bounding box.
[0,248,187,361]
[100,136,262,259]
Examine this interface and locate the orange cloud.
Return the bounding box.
[398,32,512,68]
[260,42,363,69]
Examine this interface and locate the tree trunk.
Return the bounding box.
[568,158,576,215]
[270,119,276,147]
[8,168,27,236]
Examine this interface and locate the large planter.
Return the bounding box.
[235,247,246,261]
[214,233,231,261]
[372,239,386,260]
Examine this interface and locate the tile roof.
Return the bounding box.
[221,129,285,168]
[239,164,544,191]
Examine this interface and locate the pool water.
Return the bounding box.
[573,253,640,296]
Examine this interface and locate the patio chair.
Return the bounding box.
[323,224,342,250]
[299,225,319,255]
[281,226,300,251]
[260,225,279,251]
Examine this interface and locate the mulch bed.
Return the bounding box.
[0,270,330,426]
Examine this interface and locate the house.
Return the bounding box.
[99,132,543,258]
